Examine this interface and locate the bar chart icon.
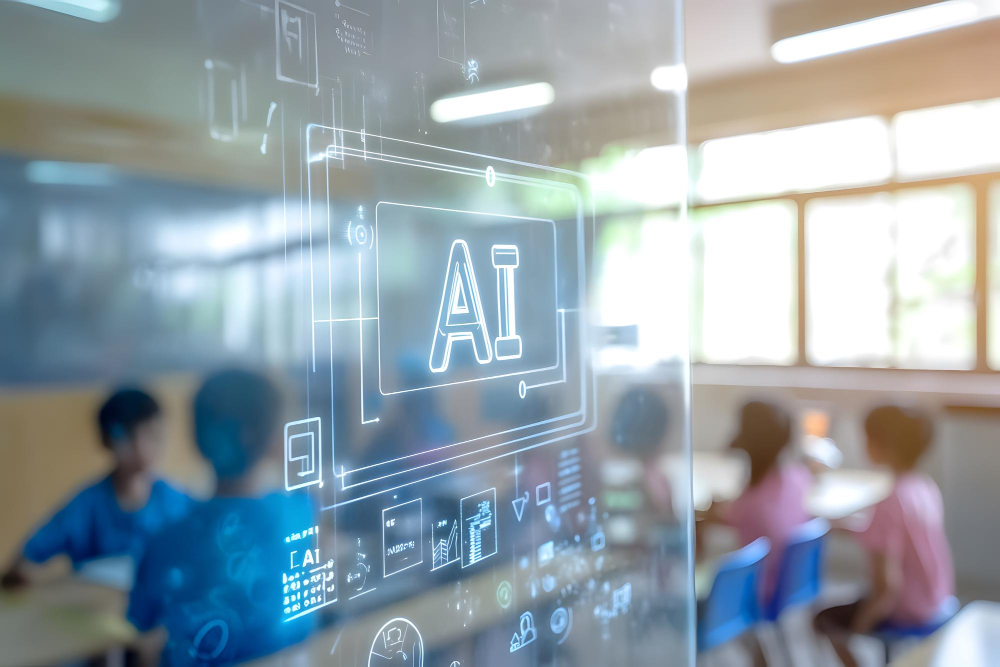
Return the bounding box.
[460,488,497,568]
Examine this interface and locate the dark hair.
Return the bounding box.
[611,387,669,459]
[97,387,162,448]
[730,400,792,486]
[864,404,934,470]
[193,369,282,480]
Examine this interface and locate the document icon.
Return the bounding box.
[284,417,322,490]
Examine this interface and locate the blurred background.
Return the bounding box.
[2,0,1000,665]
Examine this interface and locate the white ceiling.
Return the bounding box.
[684,0,786,83]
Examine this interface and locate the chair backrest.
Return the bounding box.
[699,537,770,652]
[765,518,830,620]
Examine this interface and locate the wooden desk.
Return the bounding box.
[892,601,1000,667]
[805,468,892,521]
[665,450,891,520]
[662,450,748,512]
[0,578,134,667]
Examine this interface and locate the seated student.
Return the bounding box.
[814,405,954,667]
[128,369,315,666]
[2,387,192,588]
[705,400,812,598]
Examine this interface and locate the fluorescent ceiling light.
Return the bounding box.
[5,0,121,22]
[26,161,118,186]
[772,0,980,64]
[650,65,688,92]
[430,82,555,123]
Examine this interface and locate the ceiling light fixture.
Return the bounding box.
[7,0,121,22]
[430,82,555,123]
[650,65,688,92]
[771,0,980,64]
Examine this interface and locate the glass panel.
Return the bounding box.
[692,200,797,364]
[806,185,976,369]
[990,183,1000,369]
[0,2,693,667]
[895,98,1000,180]
[696,116,892,203]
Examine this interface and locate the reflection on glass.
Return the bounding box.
[0,0,692,665]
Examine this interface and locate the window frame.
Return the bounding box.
[690,171,995,374]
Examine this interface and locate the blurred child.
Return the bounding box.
[813,405,954,667]
[127,369,315,666]
[706,400,812,597]
[1,387,192,588]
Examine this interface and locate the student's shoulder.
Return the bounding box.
[62,475,115,508]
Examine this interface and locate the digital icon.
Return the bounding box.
[613,582,632,616]
[461,488,497,568]
[347,537,374,599]
[347,206,375,250]
[430,240,492,373]
[190,619,230,661]
[437,0,466,64]
[204,59,240,142]
[284,417,322,491]
[382,499,423,577]
[595,582,633,622]
[465,58,479,83]
[491,245,521,361]
[275,0,318,88]
[368,618,423,667]
[557,447,583,513]
[591,529,606,552]
[541,574,556,593]
[512,491,529,522]
[496,580,512,609]
[509,612,537,653]
[537,540,554,567]
[431,518,460,570]
[550,607,573,644]
[260,102,277,155]
[535,482,551,506]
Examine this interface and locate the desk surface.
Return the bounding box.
[0,578,134,667]
[892,601,1000,667]
[664,451,892,520]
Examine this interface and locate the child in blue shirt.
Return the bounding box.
[2,388,192,588]
[128,369,316,666]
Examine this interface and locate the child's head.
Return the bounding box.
[864,404,934,472]
[193,369,282,482]
[98,387,165,476]
[730,400,792,485]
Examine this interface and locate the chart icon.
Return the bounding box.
[460,488,498,568]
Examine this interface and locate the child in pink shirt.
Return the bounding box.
[709,401,812,599]
[814,405,955,667]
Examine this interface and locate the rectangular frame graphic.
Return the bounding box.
[303,124,597,507]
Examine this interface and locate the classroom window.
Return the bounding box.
[894,98,1000,180]
[695,117,892,203]
[692,200,797,365]
[806,185,976,369]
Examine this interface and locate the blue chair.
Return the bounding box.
[698,537,770,654]
[761,518,830,665]
[763,518,831,622]
[873,595,960,664]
